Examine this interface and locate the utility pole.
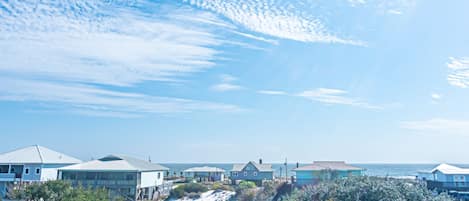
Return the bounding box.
[284,158,288,182]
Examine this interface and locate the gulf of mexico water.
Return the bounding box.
[161,163,469,178]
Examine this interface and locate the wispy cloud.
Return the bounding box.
[297,88,380,109]
[347,0,416,15]
[387,9,403,15]
[258,88,379,109]
[431,93,442,103]
[257,90,287,95]
[211,74,243,92]
[0,78,241,117]
[185,0,364,45]
[0,0,248,116]
[348,0,366,7]
[447,57,469,88]
[401,118,469,135]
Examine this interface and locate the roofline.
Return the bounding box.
[0,162,79,165]
[59,168,168,172]
[293,168,364,171]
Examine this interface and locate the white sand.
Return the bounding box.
[170,190,236,201]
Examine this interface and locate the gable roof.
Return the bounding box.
[231,161,274,172]
[294,161,363,171]
[431,163,469,175]
[0,145,82,164]
[59,155,168,172]
[184,166,225,173]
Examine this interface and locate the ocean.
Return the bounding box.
[161,163,469,178]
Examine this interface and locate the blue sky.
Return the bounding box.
[1,0,469,163]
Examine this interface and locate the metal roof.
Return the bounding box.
[231,161,274,172]
[184,166,225,173]
[59,155,168,172]
[0,145,82,164]
[431,164,469,175]
[293,161,363,171]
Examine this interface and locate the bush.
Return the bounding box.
[281,176,455,201]
[9,180,109,201]
[238,181,256,191]
[212,182,233,191]
[170,183,209,199]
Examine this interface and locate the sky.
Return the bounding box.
[1,0,469,164]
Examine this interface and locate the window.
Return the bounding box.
[233,172,238,177]
[244,171,248,176]
[36,168,40,175]
[10,167,15,173]
[25,168,30,175]
[253,171,258,176]
[157,172,161,179]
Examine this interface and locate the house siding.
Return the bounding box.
[294,170,363,186]
[230,163,274,183]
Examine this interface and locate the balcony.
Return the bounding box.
[0,173,16,181]
[67,179,136,187]
[427,181,469,191]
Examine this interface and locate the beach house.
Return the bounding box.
[293,161,364,186]
[58,155,169,201]
[0,145,81,198]
[183,166,225,182]
[230,160,274,185]
[420,164,469,191]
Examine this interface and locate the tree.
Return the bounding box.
[281,176,455,201]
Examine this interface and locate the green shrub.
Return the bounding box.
[170,183,209,199]
[9,180,109,201]
[212,182,233,191]
[238,181,256,190]
[281,176,455,201]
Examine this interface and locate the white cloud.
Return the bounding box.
[211,83,243,92]
[387,9,403,15]
[401,118,469,135]
[347,0,416,15]
[348,0,366,7]
[297,88,380,109]
[0,0,250,116]
[211,74,242,92]
[185,0,364,45]
[447,57,469,88]
[431,93,442,101]
[257,90,287,95]
[0,78,241,117]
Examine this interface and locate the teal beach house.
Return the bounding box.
[230,160,274,185]
[293,161,364,186]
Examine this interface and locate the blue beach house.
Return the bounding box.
[0,145,82,198]
[293,161,364,186]
[230,160,274,185]
[421,164,469,192]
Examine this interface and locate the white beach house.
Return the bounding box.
[183,166,225,182]
[58,155,169,201]
[0,145,82,198]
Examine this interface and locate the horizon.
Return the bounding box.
[2,1,469,164]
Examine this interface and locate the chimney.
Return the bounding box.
[259,158,263,164]
[296,162,299,168]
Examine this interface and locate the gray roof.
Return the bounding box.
[184,166,225,173]
[294,161,363,171]
[59,155,169,172]
[0,145,82,164]
[231,161,274,172]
